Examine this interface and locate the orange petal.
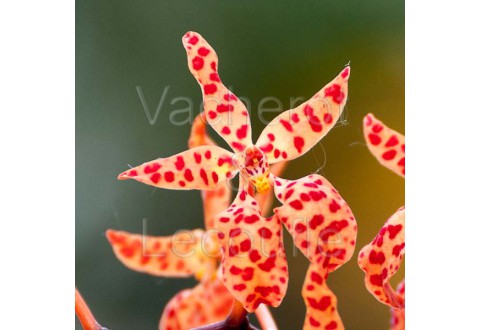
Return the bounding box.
[106,229,218,279]
[273,174,357,267]
[390,280,405,330]
[159,275,233,330]
[363,113,405,177]
[188,112,216,149]
[183,31,253,154]
[358,207,405,308]
[118,145,237,190]
[213,180,288,312]
[256,67,350,164]
[302,263,345,330]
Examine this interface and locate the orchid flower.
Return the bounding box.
[117,32,355,315]
[358,114,405,329]
[108,114,282,329]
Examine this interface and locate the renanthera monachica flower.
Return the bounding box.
[117,31,357,326]
[108,114,281,329]
[358,114,405,329]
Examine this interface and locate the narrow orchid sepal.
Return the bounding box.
[183,31,253,154]
[363,113,405,177]
[106,229,218,279]
[159,275,233,330]
[273,174,357,267]
[358,207,405,308]
[118,145,237,190]
[256,67,350,164]
[214,180,288,313]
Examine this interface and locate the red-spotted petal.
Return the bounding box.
[183,31,253,153]
[159,275,233,330]
[390,280,405,330]
[363,113,405,177]
[256,67,350,163]
[273,174,357,268]
[358,207,405,308]
[188,112,233,230]
[106,229,218,279]
[302,262,345,330]
[118,145,237,190]
[213,180,288,312]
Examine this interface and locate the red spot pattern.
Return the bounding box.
[272,174,356,329]
[358,207,405,309]
[294,136,305,153]
[192,56,204,70]
[363,113,405,177]
[255,67,349,163]
[182,31,252,154]
[214,185,288,312]
[118,145,236,190]
[324,84,345,104]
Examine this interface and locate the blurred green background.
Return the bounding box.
[76,1,404,329]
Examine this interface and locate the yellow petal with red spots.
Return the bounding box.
[106,229,218,279]
[358,207,405,308]
[159,275,233,330]
[390,280,405,330]
[214,180,288,313]
[256,67,350,164]
[273,174,357,267]
[118,145,238,190]
[363,113,405,177]
[302,262,345,330]
[183,31,252,154]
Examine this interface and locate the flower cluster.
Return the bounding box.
[109,31,361,329]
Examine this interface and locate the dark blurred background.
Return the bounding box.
[76,1,404,329]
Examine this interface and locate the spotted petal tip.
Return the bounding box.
[363,113,405,177]
[117,170,136,180]
[340,65,350,80]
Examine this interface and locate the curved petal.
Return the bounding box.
[213,179,288,312]
[106,229,218,279]
[302,263,345,330]
[390,280,405,330]
[273,174,357,269]
[159,275,233,330]
[363,113,405,177]
[188,112,233,230]
[256,67,350,164]
[358,207,405,308]
[183,31,253,153]
[118,145,238,190]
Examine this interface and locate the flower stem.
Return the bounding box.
[254,304,278,330]
[75,288,105,330]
